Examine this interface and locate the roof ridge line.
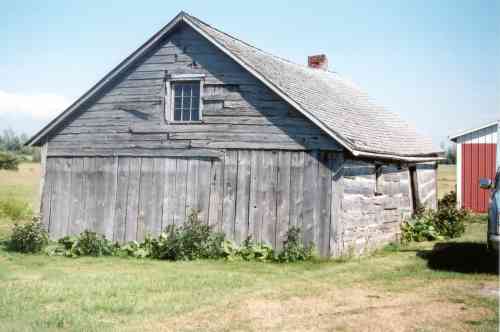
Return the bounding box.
[182,12,339,75]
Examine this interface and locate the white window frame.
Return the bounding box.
[165,74,205,123]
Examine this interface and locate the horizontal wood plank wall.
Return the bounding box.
[42,150,342,256]
[47,22,342,155]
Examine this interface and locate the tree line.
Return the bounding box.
[0,129,40,170]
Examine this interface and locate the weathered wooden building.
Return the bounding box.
[27,12,440,256]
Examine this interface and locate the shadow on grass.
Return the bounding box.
[417,242,498,274]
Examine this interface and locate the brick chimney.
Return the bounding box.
[308,54,328,70]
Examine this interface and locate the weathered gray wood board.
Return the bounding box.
[41,150,343,255]
[46,22,341,154]
[415,163,438,210]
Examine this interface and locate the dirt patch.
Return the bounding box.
[137,282,492,332]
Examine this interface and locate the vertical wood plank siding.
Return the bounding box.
[42,150,341,255]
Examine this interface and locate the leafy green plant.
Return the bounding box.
[438,191,458,210]
[220,239,239,260]
[145,210,226,261]
[9,217,48,253]
[433,191,467,238]
[277,227,315,263]
[238,237,274,262]
[67,230,114,257]
[401,192,467,243]
[433,204,467,238]
[0,198,32,221]
[41,212,317,263]
[401,211,443,243]
[117,241,150,258]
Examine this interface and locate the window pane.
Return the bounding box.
[182,109,190,121]
[191,109,199,121]
[192,84,200,97]
[174,109,182,121]
[184,97,192,112]
[192,97,199,110]
[171,82,201,122]
[185,84,192,97]
[174,85,183,97]
[174,97,182,109]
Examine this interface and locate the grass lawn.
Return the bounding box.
[0,163,497,332]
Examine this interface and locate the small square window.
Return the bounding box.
[168,81,202,122]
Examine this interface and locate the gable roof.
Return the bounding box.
[449,120,499,142]
[27,11,440,161]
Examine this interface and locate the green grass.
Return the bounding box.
[0,162,497,331]
[0,163,40,237]
[0,221,497,331]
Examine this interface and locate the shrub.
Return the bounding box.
[147,210,226,261]
[438,191,457,210]
[118,240,150,258]
[401,211,443,243]
[433,191,467,238]
[401,191,467,243]
[0,151,19,170]
[9,217,48,253]
[0,198,32,221]
[42,212,317,263]
[277,227,315,263]
[68,230,114,257]
[433,205,467,238]
[238,237,274,262]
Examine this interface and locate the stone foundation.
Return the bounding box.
[339,160,413,255]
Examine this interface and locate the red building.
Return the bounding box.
[450,121,498,213]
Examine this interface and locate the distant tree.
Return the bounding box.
[0,128,22,152]
[0,129,39,162]
[439,141,456,164]
[446,144,456,164]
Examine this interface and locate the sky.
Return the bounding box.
[1,0,499,147]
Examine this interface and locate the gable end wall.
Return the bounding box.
[45,22,341,156]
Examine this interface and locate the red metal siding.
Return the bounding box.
[462,143,497,212]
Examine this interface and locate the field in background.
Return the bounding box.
[0,163,40,236]
[438,164,456,198]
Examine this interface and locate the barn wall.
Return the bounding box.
[339,160,413,255]
[46,22,341,156]
[460,144,497,212]
[415,162,438,210]
[41,150,343,257]
[454,123,498,211]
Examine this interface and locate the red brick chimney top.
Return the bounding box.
[308,54,328,70]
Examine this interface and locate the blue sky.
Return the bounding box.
[1,0,498,147]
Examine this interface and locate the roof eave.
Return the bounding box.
[351,149,443,162]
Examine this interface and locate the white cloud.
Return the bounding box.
[0,90,70,120]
